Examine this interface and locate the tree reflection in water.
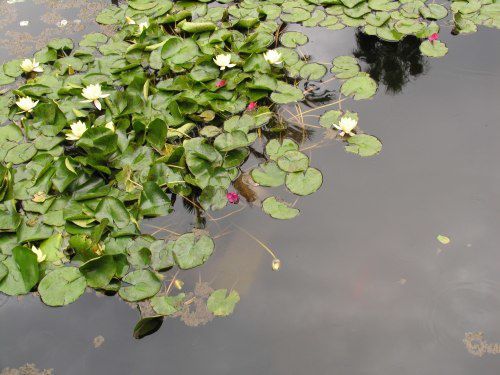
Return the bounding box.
[353,31,429,94]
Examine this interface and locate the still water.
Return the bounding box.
[1,1,500,374]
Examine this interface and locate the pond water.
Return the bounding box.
[1,1,500,374]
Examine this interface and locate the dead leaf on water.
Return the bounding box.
[437,235,450,245]
[93,335,105,348]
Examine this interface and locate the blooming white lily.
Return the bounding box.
[334,117,357,136]
[104,121,115,132]
[31,246,46,263]
[81,84,109,110]
[213,54,235,70]
[66,121,87,141]
[16,97,38,112]
[20,58,43,73]
[138,21,149,33]
[263,50,282,65]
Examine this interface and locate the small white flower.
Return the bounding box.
[213,53,236,70]
[16,97,38,112]
[334,116,358,137]
[20,58,43,73]
[138,21,149,33]
[125,16,136,25]
[104,121,115,132]
[31,246,46,263]
[66,121,87,141]
[81,84,110,110]
[263,50,282,65]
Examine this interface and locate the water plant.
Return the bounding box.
[0,0,497,336]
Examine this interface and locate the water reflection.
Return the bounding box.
[352,31,429,94]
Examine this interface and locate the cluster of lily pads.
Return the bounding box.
[0,0,497,335]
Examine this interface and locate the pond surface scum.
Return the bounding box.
[0,0,499,373]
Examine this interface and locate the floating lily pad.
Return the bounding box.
[118,270,161,302]
[340,74,377,100]
[285,168,323,196]
[251,161,286,187]
[172,233,215,269]
[345,134,382,157]
[262,197,300,220]
[280,31,308,48]
[207,289,240,317]
[0,246,39,296]
[38,267,86,306]
[270,81,304,104]
[151,293,186,315]
[265,139,299,161]
[277,151,310,173]
[419,40,448,57]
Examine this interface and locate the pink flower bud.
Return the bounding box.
[216,80,226,88]
[226,192,240,204]
[247,102,257,111]
[428,33,439,42]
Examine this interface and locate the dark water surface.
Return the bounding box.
[1,2,500,374]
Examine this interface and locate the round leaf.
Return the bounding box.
[285,168,323,196]
[262,197,300,220]
[38,267,86,306]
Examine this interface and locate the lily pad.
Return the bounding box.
[345,134,382,157]
[340,74,378,100]
[207,289,240,317]
[251,162,286,187]
[172,233,215,269]
[277,151,309,173]
[285,168,323,196]
[118,270,161,302]
[38,267,86,306]
[262,197,300,220]
[419,40,449,57]
[151,293,186,315]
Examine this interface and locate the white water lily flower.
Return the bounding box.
[104,121,115,132]
[213,54,236,70]
[66,121,87,141]
[81,84,110,110]
[31,246,46,263]
[263,50,282,65]
[334,117,358,137]
[16,97,38,112]
[20,58,43,73]
[138,21,149,33]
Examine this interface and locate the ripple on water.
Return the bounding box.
[425,280,500,348]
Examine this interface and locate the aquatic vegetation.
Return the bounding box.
[0,0,497,337]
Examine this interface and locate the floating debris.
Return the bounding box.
[93,335,105,348]
[437,235,450,245]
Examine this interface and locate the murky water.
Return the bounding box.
[1,1,500,374]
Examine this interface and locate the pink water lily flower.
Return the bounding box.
[247,102,257,111]
[226,192,240,204]
[428,33,439,42]
[216,80,226,88]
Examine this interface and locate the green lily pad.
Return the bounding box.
[345,134,382,157]
[151,293,186,315]
[270,81,304,104]
[280,31,308,48]
[340,74,378,100]
[0,246,39,296]
[285,168,323,196]
[277,151,309,173]
[172,233,215,269]
[265,139,299,161]
[38,267,86,306]
[419,40,449,58]
[118,269,162,302]
[207,289,240,317]
[262,197,300,220]
[251,162,286,187]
